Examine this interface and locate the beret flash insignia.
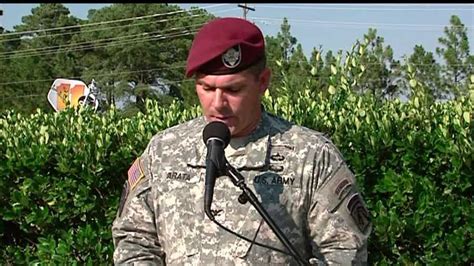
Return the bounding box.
[222,45,241,69]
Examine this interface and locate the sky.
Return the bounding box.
[1,3,473,61]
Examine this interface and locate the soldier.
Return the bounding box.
[112,17,372,265]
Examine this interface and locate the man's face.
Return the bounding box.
[195,68,271,137]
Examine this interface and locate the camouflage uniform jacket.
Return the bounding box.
[112,111,372,265]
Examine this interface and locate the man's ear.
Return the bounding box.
[258,67,271,95]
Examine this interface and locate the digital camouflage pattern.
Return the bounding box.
[112,111,372,265]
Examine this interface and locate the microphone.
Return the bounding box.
[202,121,231,221]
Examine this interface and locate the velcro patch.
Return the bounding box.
[118,182,129,217]
[128,158,145,190]
[346,193,371,233]
[334,178,353,200]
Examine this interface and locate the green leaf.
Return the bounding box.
[463,112,470,123]
[354,117,360,130]
[414,97,420,108]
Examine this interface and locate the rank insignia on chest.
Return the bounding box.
[128,158,145,190]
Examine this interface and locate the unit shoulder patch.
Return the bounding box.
[346,193,371,233]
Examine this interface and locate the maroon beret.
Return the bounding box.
[185,17,265,78]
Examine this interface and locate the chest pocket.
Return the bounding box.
[155,165,204,263]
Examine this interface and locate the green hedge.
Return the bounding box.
[1,88,472,264]
[262,87,473,264]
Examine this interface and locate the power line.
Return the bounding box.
[250,16,471,30]
[0,7,240,60]
[0,6,239,44]
[0,32,196,60]
[294,3,474,7]
[2,94,44,100]
[0,23,204,58]
[254,19,464,33]
[255,4,474,12]
[1,10,187,37]
[0,4,228,38]
[0,29,198,60]
[0,14,202,44]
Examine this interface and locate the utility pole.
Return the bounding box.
[0,7,3,32]
[237,4,255,20]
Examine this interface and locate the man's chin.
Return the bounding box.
[210,119,237,135]
[219,121,237,135]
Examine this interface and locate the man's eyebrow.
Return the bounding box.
[196,79,211,87]
[197,79,245,89]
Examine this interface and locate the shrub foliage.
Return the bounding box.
[1,82,472,264]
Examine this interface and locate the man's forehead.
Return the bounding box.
[195,72,249,87]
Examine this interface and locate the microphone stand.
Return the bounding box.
[223,160,309,266]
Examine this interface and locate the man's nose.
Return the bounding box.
[213,89,227,109]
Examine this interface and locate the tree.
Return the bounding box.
[0,34,14,113]
[265,17,299,98]
[436,15,474,99]
[404,45,443,100]
[288,43,310,79]
[78,4,214,113]
[1,4,82,113]
[278,18,297,64]
[352,28,402,101]
[307,46,328,95]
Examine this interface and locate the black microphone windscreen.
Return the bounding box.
[202,121,231,147]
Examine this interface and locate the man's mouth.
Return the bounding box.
[213,116,228,120]
[210,115,233,123]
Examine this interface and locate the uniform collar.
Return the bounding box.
[187,111,272,170]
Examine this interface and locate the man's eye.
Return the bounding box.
[227,87,241,93]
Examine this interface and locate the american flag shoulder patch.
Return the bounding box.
[128,158,145,190]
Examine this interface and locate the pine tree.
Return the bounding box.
[436,15,474,99]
